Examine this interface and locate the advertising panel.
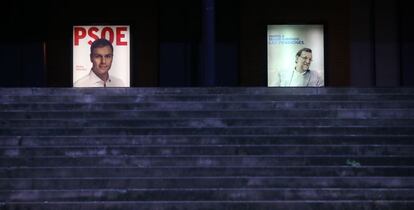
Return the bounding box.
[73,25,130,87]
[268,25,324,87]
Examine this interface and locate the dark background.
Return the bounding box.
[0,0,413,87]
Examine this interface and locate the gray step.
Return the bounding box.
[2,110,414,119]
[2,101,414,111]
[2,188,414,202]
[2,201,414,210]
[3,177,414,190]
[1,87,413,210]
[2,167,414,178]
[1,87,414,95]
[1,94,414,103]
[1,136,412,147]
[1,127,414,136]
[2,145,413,157]
[1,156,412,167]
[3,119,414,128]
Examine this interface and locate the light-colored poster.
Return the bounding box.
[73,25,130,87]
[267,25,324,87]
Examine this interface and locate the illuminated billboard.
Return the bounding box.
[73,25,130,87]
[267,25,324,87]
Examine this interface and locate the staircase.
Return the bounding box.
[1,87,414,210]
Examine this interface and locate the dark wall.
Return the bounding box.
[159,0,201,86]
[1,0,413,87]
[350,0,414,87]
[159,0,239,87]
[0,1,48,87]
[400,1,414,86]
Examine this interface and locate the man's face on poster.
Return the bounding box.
[296,51,313,72]
[90,46,113,76]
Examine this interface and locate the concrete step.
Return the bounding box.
[1,87,414,96]
[3,177,414,190]
[1,126,414,136]
[2,167,413,178]
[1,87,413,209]
[2,101,414,111]
[1,94,414,103]
[3,119,414,128]
[1,156,412,167]
[2,188,414,202]
[2,109,414,119]
[2,145,413,157]
[2,201,413,210]
[1,136,412,147]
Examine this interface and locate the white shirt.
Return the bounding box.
[74,70,125,87]
[272,69,324,87]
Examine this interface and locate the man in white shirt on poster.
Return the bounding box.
[74,38,125,87]
[273,47,323,87]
